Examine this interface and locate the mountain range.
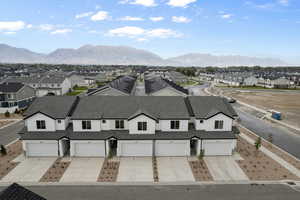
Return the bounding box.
[0,44,287,66]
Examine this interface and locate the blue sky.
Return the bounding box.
[0,0,300,64]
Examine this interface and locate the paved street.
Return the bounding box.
[0,184,299,200]
[0,120,23,146]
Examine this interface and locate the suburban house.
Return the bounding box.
[145,77,189,96]
[19,95,239,157]
[87,75,137,96]
[0,82,35,113]
[243,76,259,86]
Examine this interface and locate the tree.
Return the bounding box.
[4,110,10,118]
[254,137,262,151]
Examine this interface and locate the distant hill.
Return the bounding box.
[0,44,287,66]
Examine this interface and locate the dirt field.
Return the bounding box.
[224,90,300,128]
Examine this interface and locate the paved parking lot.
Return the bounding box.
[1,157,56,182]
[205,156,249,181]
[157,157,194,182]
[117,157,153,182]
[60,158,104,182]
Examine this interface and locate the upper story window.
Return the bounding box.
[57,120,62,124]
[170,120,180,130]
[137,122,147,131]
[115,120,124,129]
[36,120,46,129]
[7,94,15,100]
[200,120,204,124]
[82,120,91,130]
[214,120,224,129]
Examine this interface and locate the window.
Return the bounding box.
[115,120,124,129]
[170,120,180,129]
[36,120,46,129]
[7,94,14,100]
[214,120,224,129]
[82,120,91,130]
[102,120,106,123]
[57,120,61,124]
[200,120,204,123]
[137,122,147,131]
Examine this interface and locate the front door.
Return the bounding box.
[109,140,117,157]
[190,139,198,156]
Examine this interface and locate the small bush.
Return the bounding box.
[0,145,7,156]
[4,110,10,118]
[14,109,20,114]
[198,149,205,160]
[255,137,262,151]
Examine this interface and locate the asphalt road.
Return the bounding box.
[0,121,24,146]
[0,184,299,200]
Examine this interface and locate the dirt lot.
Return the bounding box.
[224,90,300,128]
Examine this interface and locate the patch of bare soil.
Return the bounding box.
[189,160,213,181]
[152,156,159,182]
[39,158,70,182]
[239,126,300,171]
[0,120,15,128]
[236,136,299,181]
[98,159,120,182]
[225,90,300,128]
[0,141,22,180]
[0,114,23,119]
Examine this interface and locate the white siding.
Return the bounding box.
[55,118,69,130]
[160,120,188,132]
[26,113,56,132]
[128,114,156,134]
[155,140,190,156]
[72,120,101,132]
[195,113,232,131]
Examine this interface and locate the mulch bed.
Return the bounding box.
[0,141,23,180]
[39,158,70,182]
[152,156,159,182]
[236,136,299,181]
[98,159,120,182]
[189,160,213,181]
[239,126,300,171]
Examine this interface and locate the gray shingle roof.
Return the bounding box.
[24,96,78,119]
[72,96,190,120]
[187,96,238,119]
[145,77,188,95]
[0,82,24,93]
[0,183,46,200]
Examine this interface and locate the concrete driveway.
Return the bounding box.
[60,158,104,182]
[157,157,194,182]
[117,157,153,182]
[204,156,249,181]
[1,157,56,182]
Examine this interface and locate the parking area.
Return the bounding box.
[204,156,249,181]
[60,158,104,182]
[157,157,194,182]
[1,157,56,182]
[117,157,153,182]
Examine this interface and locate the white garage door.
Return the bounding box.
[202,140,234,156]
[155,140,190,156]
[117,141,153,157]
[26,141,58,157]
[72,141,105,157]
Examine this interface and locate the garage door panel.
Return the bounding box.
[203,140,234,156]
[155,140,190,156]
[26,142,58,157]
[72,141,105,157]
[118,141,153,157]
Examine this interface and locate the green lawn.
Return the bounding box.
[66,91,83,96]
[178,80,201,87]
[73,86,88,90]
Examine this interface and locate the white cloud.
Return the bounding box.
[108,26,145,37]
[221,14,233,19]
[108,26,181,39]
[149,16,164,22]
[0,21,26,31]
[167,0,197,7]
[137,38,148,42]
[50,29,72,35]
[119,16,144,21]
[3,31,16,35]
[39,24,55,31]
[75,12,94,19]
[26,24,33,29]
[278,0,289,6]
[120,0,157,7]
[172,16,191,23]
[91,11,109,21]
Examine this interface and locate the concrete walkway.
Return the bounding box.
[240,133,300,178]
[205,156,249,181]
[157,157,194,182]
[117,157,153,182]
[60,158,104,182]
[1,157,56,182]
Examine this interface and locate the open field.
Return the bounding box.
[223,90,300,129]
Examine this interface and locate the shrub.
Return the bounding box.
[14,109,20,114]
[255,137,262,150]
[4,110,10,118]
[0,145,7,156]
[198,149,205,160]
